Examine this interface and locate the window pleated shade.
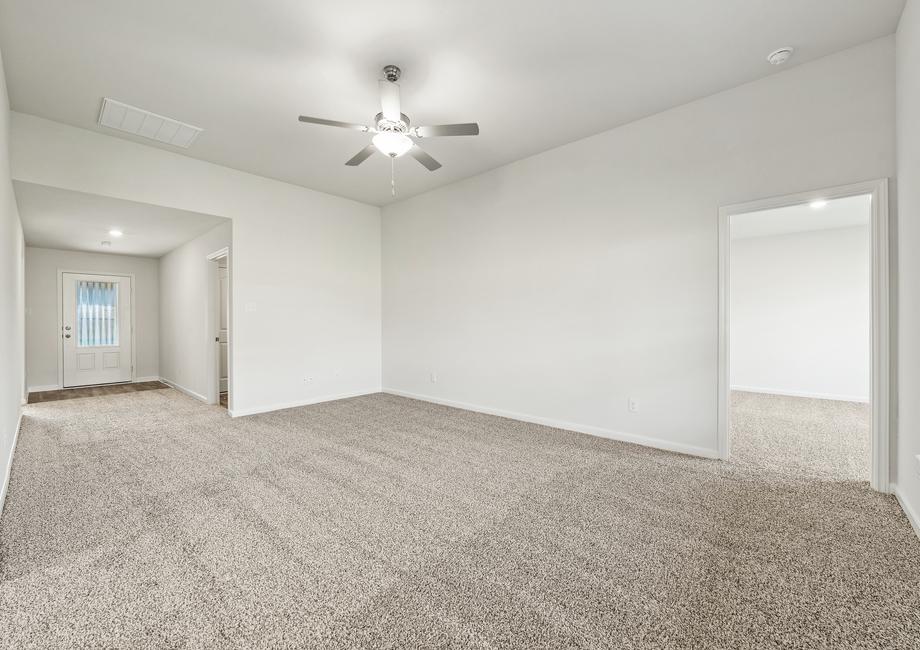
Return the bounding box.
[76,281,119,347]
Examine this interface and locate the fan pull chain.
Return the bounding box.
[390,155,397,197]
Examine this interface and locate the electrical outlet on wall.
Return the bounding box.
[304,376,313,383]
[628,397,639,413]
[915,454,920,477]
[430,371,438,383]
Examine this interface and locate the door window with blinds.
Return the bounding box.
[76,280,120,347]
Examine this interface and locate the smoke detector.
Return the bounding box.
[767,47,794,65]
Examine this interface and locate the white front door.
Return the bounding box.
[62,273,133,388]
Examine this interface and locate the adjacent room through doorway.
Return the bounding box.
[725,192,874,482]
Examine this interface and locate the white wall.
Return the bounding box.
[158,221,231,401]
[0,47,25,516]
[895,0,920,533]
[730,226,870,402]
[10,113,382,416]
[24,247,160,390]
[382,37,895,457]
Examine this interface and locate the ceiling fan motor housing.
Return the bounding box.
[375,112,410,133]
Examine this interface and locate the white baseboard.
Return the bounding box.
[892,484,920,541]
[27,384,60,393]
[229,389,381,418]
[384,388,720,459]
[731,385,869,403]
[159,378,209,403]
[0,410,23,522]
[135,376,161,383]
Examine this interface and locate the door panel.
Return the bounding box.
[219,266,229,393]
[62,273,133,388]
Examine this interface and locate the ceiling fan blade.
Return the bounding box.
[299,115,369,132]
[379,80,401,122]
[408,144,442,171]
[413,123,479,138]
[345,144,377,166]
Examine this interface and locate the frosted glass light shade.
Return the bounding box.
[372,132,412,157]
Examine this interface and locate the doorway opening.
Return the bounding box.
[718,180,889,491]
[207,248,231,410]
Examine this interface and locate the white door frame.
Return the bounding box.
[205,247,232,408]
[56,269,137,389]
[718,178,889,492]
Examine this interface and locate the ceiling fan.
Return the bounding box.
[298,65,479,193]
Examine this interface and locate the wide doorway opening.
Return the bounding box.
[18,180,231,405]
[718,180,889,490]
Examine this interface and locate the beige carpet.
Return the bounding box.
[730,390,872,481]
[0,389,917,648]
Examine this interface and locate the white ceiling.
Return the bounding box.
[731,194,871,239]
[0,1,906,206]
[15,181,228,257]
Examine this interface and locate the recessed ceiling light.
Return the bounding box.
[810,200,828,210]
[767,47,794,65]
[109,229,123,237]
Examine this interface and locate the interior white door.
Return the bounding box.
[62,273,133,388]
[218,264,229,393]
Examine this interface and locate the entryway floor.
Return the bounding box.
[27,380,169,404]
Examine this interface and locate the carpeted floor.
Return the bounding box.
[0,389,917,648]
[730,390,872,481]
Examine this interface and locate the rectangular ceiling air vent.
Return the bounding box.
[98,98,203,148]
